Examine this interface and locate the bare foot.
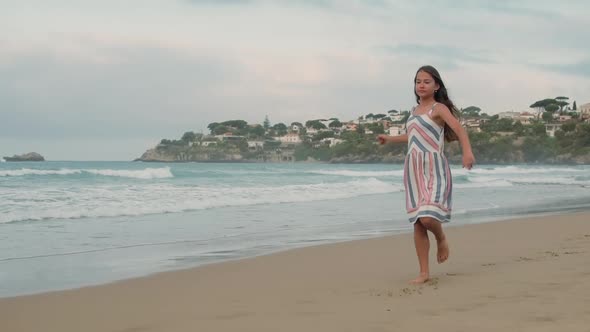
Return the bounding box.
[437,238,449,263]
[409,273,429,284]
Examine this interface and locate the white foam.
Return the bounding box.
[310,170,404,177]
[0,178,403,224]
[0,167,173,179]
[507,176,590,186]
[453,166,584,176]
[455,178,513,188]
[0,168,82,177]
[84,167,173,179]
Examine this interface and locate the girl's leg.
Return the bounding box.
[411,219,430,284]
[418,217,450,263]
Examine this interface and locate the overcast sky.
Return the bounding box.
[1,0,589,160]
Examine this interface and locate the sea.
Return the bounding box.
[1,161,590,297]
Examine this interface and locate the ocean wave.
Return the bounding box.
[0,169,82,177]
[455,178,513,188]
[507,176,590,186]
[0,167,173,179]
[309,170,405,177]
[452,166,584,176]
[0,178,403,223]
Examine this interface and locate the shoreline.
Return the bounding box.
[1,211,589,331]
[1,208,585,299]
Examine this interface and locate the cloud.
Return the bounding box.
[186,0,254,5]
[415,0,563,19]
[537,59,590,78]
[379,43,495,70]
[0,46,245,139]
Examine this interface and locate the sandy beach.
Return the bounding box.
[1,212,589,332]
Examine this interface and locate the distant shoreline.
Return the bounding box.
[132,159,586,166]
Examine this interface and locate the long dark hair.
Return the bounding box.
[414,65,460,142]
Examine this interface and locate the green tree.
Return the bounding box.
[545,104,559,113]
[462,106,481,117]
[356,124,365,135]
[207,122,220,134]
[263,116,270,131]
[221,120,248,129]
[329,120,342,128]
[530,98,557,118]
[573,101,577,110]
[341,131,363,144]
[312,131,335,141]
[573,123,590,149]
[513,121,525,136]
[366,122,385,135]
[305,120,327,130]
[181,131,197,142]
[561,121,576,132]
[249,125,265,138]
[530,98,556,110]
[263,140,281,150]
[531,122,547,137]
[481,118,514,132]
[542,111,553,122]
[555,96,569,113]
[213,125,230,135]
[272,123,288,136]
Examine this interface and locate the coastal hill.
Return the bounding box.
[136,99,590,164]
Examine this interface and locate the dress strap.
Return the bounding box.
[428,102,438,115]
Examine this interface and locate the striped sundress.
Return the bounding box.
[404,103,452,224]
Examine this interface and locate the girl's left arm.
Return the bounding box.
[436,105,476,169]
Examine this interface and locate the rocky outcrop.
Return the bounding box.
[136,146,246,162]
[3,152,45,162]
[136,148,179,162]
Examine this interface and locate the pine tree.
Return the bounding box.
[263,116,270,131]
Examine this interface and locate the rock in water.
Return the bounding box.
[3,152,45,162]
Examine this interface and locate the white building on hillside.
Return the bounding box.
[247,141,265,150]
[498,111,520,119]
[321,137,344,147]
[388,124,406,136]
[545,123,562,137]
[580,102,590,119]
[515,111,536,124]
[277,133,302,144]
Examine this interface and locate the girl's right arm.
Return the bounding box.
[377,134,408,145]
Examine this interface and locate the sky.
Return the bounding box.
[1,0,589,160]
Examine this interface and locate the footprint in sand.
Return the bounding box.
[400,287,422,296]
[516,256,534,262]
[481,263,496,267]
[544,251,560,257]
[563,251,582,255]
[399,278,440,296]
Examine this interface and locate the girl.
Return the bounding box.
[377,65,475,284]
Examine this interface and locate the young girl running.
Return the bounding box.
[378,65,475,284]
